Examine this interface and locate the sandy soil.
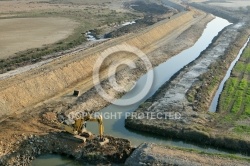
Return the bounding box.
[0,17,78,59]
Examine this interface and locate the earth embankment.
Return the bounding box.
[125,143,250,166]
[0,11,206,118]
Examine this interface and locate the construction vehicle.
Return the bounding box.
[60,113,109,145]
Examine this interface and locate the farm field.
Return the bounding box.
[0,17,78,59]
[0,0,140,73]
[218,43,250,135]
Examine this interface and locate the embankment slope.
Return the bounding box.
[0,11,203,118]
[125,143,250,166]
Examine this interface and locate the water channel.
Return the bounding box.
[33,17,239,165]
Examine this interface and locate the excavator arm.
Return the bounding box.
[86,114,104,140]
[62,113,105,142]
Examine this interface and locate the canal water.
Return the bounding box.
[87,17,230,149]
[33,17,234,165]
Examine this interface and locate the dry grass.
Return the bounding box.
[0,17,78,59]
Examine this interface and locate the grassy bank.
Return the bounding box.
[218,42,250,134]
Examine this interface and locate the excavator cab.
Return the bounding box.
[61,113,108,145]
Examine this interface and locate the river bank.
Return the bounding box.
[125,143,250,166]
[125,23,250,154]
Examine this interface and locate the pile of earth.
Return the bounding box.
[0,132,133,166]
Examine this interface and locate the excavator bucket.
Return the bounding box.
[99,138,109,146]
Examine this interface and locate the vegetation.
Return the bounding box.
[130,1,170,14]
[234,125,250,134]
[218,45,250,125]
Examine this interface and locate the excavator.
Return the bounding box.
[60,113,109,145]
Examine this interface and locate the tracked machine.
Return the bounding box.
[59,113,109,146]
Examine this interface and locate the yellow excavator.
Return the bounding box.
[60,113,109,145]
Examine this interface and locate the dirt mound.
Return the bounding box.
[0,133,133,165]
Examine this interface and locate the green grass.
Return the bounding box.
[233,61,245,72]
[245,104,250,115]
[242,47,250,59]
[244,83,250,116]
[218,45,250,122]
[231,91,243,113]
[219,78,239,112]
[223,114,234,122]
[246,64,250,74]
[221,79,247,114]
[238,79,248,90]
[234,125,250,134]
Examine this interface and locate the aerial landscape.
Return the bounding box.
[0,0,250,165]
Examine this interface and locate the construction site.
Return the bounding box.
[0,0,250,165]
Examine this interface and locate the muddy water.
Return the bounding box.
[34,17,233,164]
[32,154,80,166]
[209,37,250,112]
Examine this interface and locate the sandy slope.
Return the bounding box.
[0,11,205,117]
